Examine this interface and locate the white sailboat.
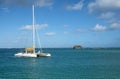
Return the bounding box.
[14,5,51,57]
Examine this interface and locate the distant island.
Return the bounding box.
[73,45,83,49]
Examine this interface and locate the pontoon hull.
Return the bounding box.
[14,53,37,57]
[37,52,51,57]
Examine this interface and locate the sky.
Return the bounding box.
[0,0,120,48]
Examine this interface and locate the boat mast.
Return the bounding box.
[32,5,35,53]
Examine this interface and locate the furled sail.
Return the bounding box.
[25,46,34,51]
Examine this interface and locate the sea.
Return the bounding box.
[0,48,120,79]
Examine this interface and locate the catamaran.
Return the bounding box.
[14,5,51,57]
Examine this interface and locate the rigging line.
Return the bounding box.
[33,6,43,53]
[36,29,43,53]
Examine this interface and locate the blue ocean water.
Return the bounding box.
[0,48,120,79]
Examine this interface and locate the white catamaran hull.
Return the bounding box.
[15,53,37,57]
[15,52,51,57]
[37,52,51,57]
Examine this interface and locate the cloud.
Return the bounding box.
[88,0,120,20]
[65,0,84,10]
[21,24,48,30]
[45,32,56,36]
[63,31,69,34]
[88,0,120,13]
[75,29,87,33]
[1,7,9,12]
[0,0,53,7]
[99,12,115,19]
[92,24,107,31]
[110,21,120,30]
[73,23,120,33]
[64,24,69,27]
[0,0,33,6]
[92,22,120,32]
[35,0,53,7]
[88,0,120,32]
